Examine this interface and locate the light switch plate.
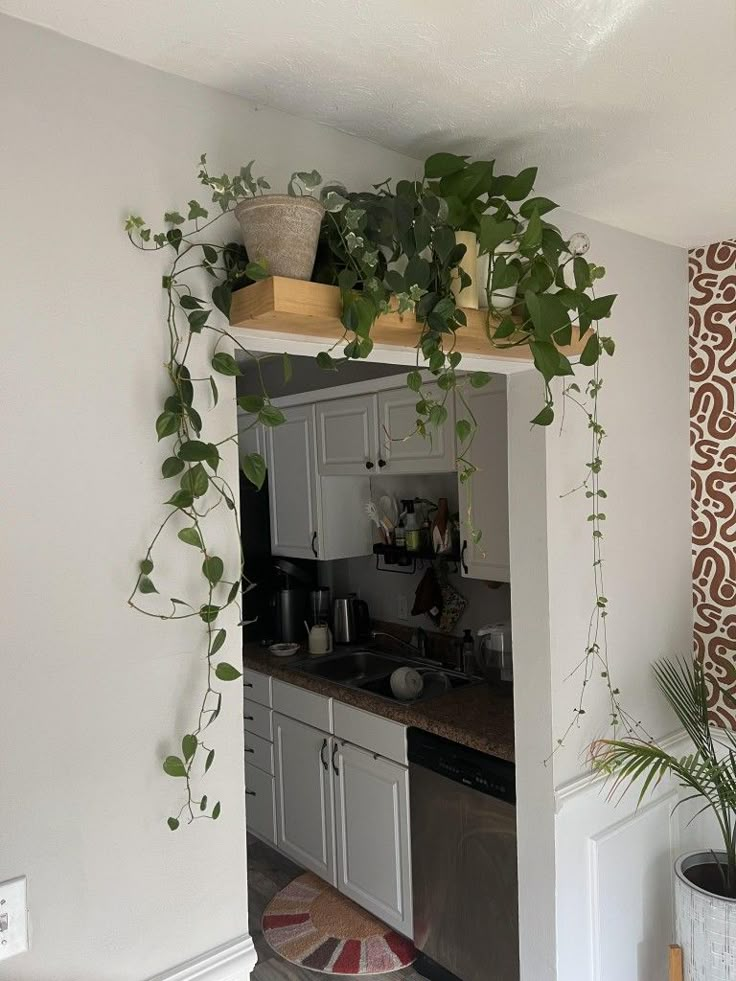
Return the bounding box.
[0,877,28,960]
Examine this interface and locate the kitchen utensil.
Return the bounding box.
[332,595,371,644]
[308,587,331,626]
[364,502,382,528]
[378,494,397,530]
[390,666,424,701]
[268,642,300,657]
[308,622,333,656]
[476,622,513,688]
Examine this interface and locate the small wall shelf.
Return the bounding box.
[229,277,588,362]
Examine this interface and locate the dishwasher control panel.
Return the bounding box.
[407,727,515,805]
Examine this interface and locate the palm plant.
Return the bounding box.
[593,657,736,898]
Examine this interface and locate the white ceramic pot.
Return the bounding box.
[451,230,479,309]
[675,851,736,980]
[478,239,519,312]
[234,194,325,281]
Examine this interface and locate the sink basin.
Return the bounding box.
[294,648,478,703]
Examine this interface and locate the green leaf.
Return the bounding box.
[588,294,616,320]
[202,244,218,265]
[519,210,542,250]
[202,555,224,585]
[204,443,220,472]
[164,211,185,225]
[428,404,448,427]
[580,333,601,367]
[504,166,538,201]
[317,351,338,372]
[215,661,242,681]
[259,405,286,427]
[519,196,558,218]
[212,801,221,819]
[238,394,264,414]
[188,310,209,333]
[573,257,591,290]
[493,317,517,340]
[179,295,203,310]
[155,411,179,441]
[478,216,516,255]
[166,228,183,252]
[209,376,219,406]
[178,526,203,548]
[166,489,194,509]
[531,405,555,426]
[162,456,185,478]
[407,370,422,392]
[283,352,293,384]
[181,463,208,498]
[456,419,472,442]
[182,734,197,762]
[601,336,616,356]
[163,755,186,777]
[178,440,211,462]
[200,795,208,812]
[199,604,220,623]
[139,575,158,594]
[187,199,208,220]
[167,817,180,831]
[470,371,491,388]
[424,152,467,178]
[405,254,431,290]
[242,452,267,490]
[211,628,227,656]
[245,260,269,281]
[433,227,456,264]
[212,352,241,376]
[530,340,563,382]
[227,581,240,604]
[212,284,232,319]
[139,558,153,575]
[524,291,570,343]
[205,749,215,773]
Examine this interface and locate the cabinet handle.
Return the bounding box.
[311,531,318,557]
[461,540,468,574]
[245,747,254,754]
[246,789,256,797]
[244,715,254,721]
[320,737,328,771]
[378,458,386,468]
[365,460,374,470]
[244,682,253,688]
[331,742,340,775]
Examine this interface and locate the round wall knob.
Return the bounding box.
[365,461,375,470]
[378,459,386,468]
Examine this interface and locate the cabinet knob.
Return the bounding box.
[365,461,375,470]
[378,459,386,468]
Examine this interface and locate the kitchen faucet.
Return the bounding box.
[371,628,440,665]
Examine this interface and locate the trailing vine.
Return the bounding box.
[126,152,623,828]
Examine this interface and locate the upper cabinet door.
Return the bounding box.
[333,741,413,937]
[377,384,456,474]
[457,379,510,582]
[273,713,336,885]
[265,404,320,560]
[316,394,379,476]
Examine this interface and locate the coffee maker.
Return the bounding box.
[271,559,313,643]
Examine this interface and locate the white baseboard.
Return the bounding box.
[146,934,257,981]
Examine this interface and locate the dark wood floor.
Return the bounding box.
[247,835,424,980]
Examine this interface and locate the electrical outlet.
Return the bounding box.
[397,595,408,621]
[0,877,28,961]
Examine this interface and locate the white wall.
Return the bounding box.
[0,16,417,981]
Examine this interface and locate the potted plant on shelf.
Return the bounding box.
[198,157,325,280]
[593,658,736,979]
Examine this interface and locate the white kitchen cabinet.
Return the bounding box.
[333,741,413,936]
[245,761,277,845]
[457,377,510,582]
[316,395,379,475]
[377,384,456,473]
[238,416,265,460]
[273,712,336,884]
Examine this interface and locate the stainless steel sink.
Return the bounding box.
[293,648,478,703]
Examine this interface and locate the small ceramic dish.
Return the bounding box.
[268,643,300,658]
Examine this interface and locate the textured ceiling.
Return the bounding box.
[3,0,735,246]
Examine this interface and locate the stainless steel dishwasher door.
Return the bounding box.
[410,763,519,981]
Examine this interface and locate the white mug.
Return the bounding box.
[308,623,333,656]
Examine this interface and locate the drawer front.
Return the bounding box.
[245,730,274,775]
[272,678,333,733]
[245,761,276,844]
[243,668,272,708]
[333,701,407,765]
[244,698,272,741]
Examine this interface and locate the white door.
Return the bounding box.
[377,384,456,473]
[265,405,321,559]
[316,395,379,475]
[273,713,336,884]
[333,741,413,936]
[457,378,510,582]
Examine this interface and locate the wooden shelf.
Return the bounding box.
[229,277,587,362]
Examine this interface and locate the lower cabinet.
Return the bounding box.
[273,712,336,884]
[333,741,413,936]
[245,760,276,844]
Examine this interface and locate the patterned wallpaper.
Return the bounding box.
[690,241,736,723]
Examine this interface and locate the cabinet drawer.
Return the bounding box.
[244,698,272,741]
[272,678,333,732]
[243,668,272,708]
[245,730,274,775]
[245,761,276,844]
[333,701,407,765]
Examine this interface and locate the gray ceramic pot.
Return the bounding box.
[234,194,325,281]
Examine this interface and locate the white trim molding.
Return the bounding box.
[145,934,257,981]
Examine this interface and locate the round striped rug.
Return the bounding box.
[262,872,416,975]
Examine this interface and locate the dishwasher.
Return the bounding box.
[408,728,519,981]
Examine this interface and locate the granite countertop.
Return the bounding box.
[244,643,515,762]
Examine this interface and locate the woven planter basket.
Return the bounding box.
[675,852,736,980]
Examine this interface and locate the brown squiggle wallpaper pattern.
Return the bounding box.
[690,241,736,722]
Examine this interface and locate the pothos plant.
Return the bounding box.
[126,151,623,829]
